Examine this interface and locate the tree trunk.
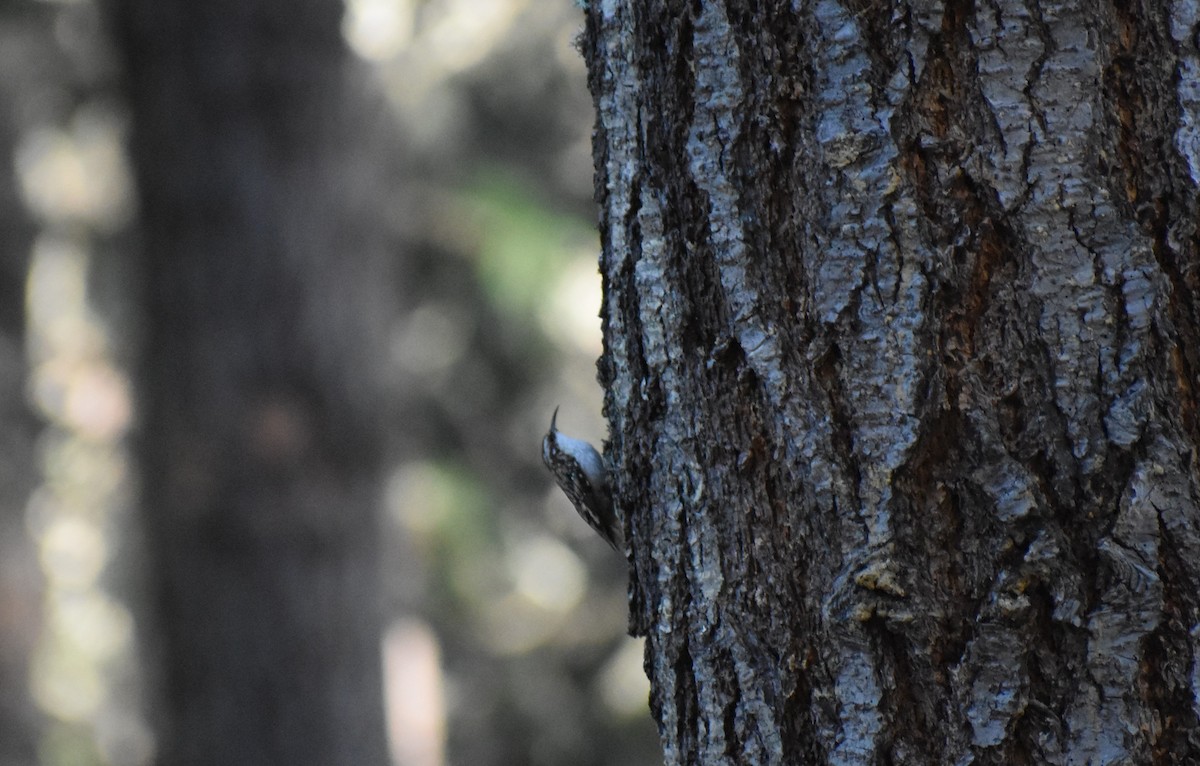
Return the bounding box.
[0,9,45,762]
[107,1,391,763]
[583,1,1200,763]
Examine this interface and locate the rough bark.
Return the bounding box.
[107,1,390,763]
[583,1,1200,763]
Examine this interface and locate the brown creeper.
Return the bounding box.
[542,407,621,551]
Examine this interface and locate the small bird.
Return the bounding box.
[542,407,622,551]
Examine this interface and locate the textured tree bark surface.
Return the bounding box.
[584,1,1200,763]
[109,1,390,763]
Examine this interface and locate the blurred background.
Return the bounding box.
[0,0,659,764]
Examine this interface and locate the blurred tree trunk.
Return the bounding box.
[0,10,44,763]
[584,2,1200,763]
[106,1,390,764]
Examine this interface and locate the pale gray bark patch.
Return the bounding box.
[1019,0,1158,477]
[689,3,789,407]
[971,0,1043,210]
[958,621,1025,750]
[809,0,882,325]
[1153,446,1200,726]
[1194,622,1200,725]
[1023,4,1120,472]
[1171,0,1200,184]
[682,5,786,763]
[821,648,885,766]
[968,432,1039,524]
[722,623,787,765]
[806,0,933,600]
[595,0,641,431]
[968,2,1176,762]
[689,0,803,451]
[805,0,933,760]
[634,183,703,761]
[1064,436,1184,763]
